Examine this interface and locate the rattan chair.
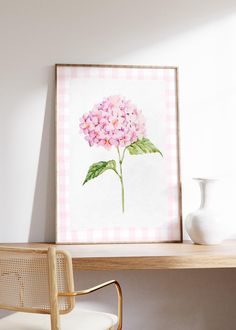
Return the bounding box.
[0,246,122,330]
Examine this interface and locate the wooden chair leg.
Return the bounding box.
[48,247,61,330]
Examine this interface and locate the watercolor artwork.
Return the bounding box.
[56,64,182,243]
[80,95,163,213]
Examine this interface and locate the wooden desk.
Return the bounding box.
[2,241,236,271]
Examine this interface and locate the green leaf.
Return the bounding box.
[127,138,163,156]
[83,160,117,185]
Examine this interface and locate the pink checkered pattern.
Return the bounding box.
[56,66,181,243]
[56,66,72,242]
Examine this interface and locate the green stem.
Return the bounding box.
[117,147,125,213]
[121,147,127,163]
[112,168,121,179]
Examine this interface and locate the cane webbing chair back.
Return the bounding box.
[0,247,75,315]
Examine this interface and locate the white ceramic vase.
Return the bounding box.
[185,178,224,245]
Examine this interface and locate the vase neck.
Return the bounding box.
[197,179,217,209]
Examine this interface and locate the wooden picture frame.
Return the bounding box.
[56,64,182,243]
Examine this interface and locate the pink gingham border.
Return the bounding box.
[56,66,180,243]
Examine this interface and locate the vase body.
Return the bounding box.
[185,178,223,245]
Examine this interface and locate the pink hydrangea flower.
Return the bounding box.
[79,95,146,149]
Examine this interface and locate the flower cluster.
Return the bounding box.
[79,95,146,149]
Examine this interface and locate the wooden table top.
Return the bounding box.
[2,241,236,270]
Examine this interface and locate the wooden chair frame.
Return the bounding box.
[0,246,122,330]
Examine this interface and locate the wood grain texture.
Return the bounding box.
[48,247,61,330]
[2,241,236,270]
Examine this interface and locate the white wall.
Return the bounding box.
[1,0,236,328]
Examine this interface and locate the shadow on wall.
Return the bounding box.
[75,268,236,330]
[28,0,236,62]
[2,0,235,66]
[29,67,56,242]
[84,0,236,59]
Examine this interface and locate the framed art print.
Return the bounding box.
[56,64,182,243]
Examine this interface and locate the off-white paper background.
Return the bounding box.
[68,77,169,231]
